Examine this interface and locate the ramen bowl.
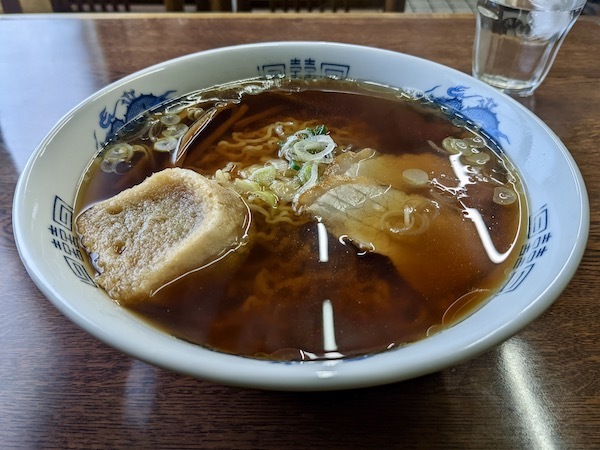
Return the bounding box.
[13,42,588,391]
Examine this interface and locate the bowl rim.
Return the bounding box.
[12,41,590,391]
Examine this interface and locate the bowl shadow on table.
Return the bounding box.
[140,354,514,447]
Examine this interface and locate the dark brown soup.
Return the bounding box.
[75,77,528,361]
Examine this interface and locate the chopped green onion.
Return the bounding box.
[159,114,181,126]
[249,190,278,207]
[270,179,298,203]
[153,136,178,152]
[402,168,429,186]
[282,134,336,162]
[464,136,486,148]
[279,125,337,163]
[103,143,133,163]
[442,137,474,156]
[266,158,288,172]
[249,165,277,187]
[298,162,314,183]
[308,124,328,135]
[161,123,189,138]
[493,186,517,205]
[466,152,491,165]
[233,178,261,193]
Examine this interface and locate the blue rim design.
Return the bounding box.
[97,89,176,144]
[423,85,509,144]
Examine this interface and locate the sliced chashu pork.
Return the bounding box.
[296,150,495,301]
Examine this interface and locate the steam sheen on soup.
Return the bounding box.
[75,77,528,361]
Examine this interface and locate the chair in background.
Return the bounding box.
[1,0,131,12]
[165,0,232,11]
[49,0,131,11]
[0,0,25,12]
[2,0,401,13]
[48,0,226,12]
[237,0,404,12]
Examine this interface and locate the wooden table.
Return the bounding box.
[1,12,598,448]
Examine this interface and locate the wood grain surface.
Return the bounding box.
[0,13,598,449]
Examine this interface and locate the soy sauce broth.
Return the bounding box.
[75,77,528,361]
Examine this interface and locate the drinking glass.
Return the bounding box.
[472,0,586,96]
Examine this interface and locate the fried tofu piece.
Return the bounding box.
[76,168,250,306]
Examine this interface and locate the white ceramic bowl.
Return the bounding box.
[13,42,589,391]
